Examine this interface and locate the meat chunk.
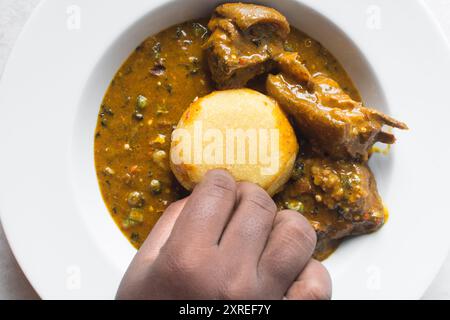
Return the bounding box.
[213,3,290,36]
[266,53,408,160]
[204,3,290,89]
[275,150,385,259]
[274,52,312,83]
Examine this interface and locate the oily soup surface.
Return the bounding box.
[94,19,360,257]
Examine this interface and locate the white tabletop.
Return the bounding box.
[0,0,449,300]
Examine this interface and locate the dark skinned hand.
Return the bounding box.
[116,169,331,300]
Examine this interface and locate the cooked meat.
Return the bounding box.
[204,3,289,89]
[213,3,290,36]
[275,149,385,258]
[274,52,312,83]
[266,53,408,160]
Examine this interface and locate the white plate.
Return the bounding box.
[1,0,449,299]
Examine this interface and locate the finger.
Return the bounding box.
[167,169,237,247]
[258,210,317,295]
[219,182,277,265]
[117,198,188,295]
[137,198,188,264]
[285,259,332,300]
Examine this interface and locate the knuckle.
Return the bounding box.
[279,210,317,251]
[261,213,318,280]
[239,183,277,214]
[261,254,285,277]
[202,169,236,198]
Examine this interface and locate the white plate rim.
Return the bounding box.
[1,0,450,299]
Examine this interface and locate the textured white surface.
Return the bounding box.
[0,0,41,299]
[420,0,450,301]
[0,0,449,300]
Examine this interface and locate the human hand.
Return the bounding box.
[116,169,331,300]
